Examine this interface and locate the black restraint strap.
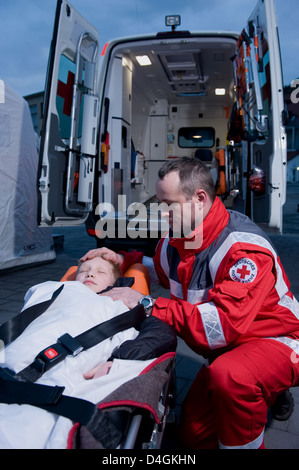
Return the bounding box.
[0,285,64,345]
[15,303,146,382]
[0,375,122,448]
[76,303,146,349]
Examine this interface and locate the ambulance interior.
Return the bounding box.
[38,3,284,251]
[100,33,240,208]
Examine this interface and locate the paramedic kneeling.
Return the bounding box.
[81,156,299,449]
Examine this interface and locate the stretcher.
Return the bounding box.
[0,264,176,449]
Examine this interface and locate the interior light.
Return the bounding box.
[136,55,152,66]
[193,135,202,139]
[215,88,226,96]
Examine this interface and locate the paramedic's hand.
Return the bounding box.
[80,248,124,268]
[83,361,113,380]
[100,287,143,309]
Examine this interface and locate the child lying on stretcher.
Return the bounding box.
[75,255,176,377]
[76,255,123,379]
[0,255,176,449]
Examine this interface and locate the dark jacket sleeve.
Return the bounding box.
[108,316,177,361]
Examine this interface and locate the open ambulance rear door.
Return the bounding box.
[38,0,286,236]
[38,0,99,226]
[233,0,286,232]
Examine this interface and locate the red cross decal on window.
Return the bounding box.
[57,71,75,116]
[236,264,251,279]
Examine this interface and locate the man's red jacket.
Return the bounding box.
[121,197,299,359]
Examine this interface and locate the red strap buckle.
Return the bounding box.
[44,348,59,360]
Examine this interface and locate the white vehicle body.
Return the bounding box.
[38,0,287,254]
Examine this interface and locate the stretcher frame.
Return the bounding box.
[121,354,176,450]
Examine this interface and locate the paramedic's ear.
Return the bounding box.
[194,189,208,204]
[191,189,205,211]
[193,189,213,218]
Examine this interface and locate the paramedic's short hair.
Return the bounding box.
[158,156,216,201]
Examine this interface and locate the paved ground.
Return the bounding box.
[0,183,298,449]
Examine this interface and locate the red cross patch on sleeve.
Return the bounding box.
[229,258,258,283]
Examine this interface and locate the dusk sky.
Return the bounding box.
[1,0,298,97]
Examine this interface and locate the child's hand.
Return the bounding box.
[83,361,113,379]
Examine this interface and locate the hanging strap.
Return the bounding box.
[0,372,122,449]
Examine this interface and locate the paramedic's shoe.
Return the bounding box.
[270,390,294,421]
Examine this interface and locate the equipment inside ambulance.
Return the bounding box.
[38,0,286,255]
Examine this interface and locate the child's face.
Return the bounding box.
[76,257,116,293]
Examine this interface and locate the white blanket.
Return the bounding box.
[0,281,154,449]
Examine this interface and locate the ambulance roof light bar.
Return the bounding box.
[165,15,181,31]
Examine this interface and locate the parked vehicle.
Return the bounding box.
[38,0,286,254]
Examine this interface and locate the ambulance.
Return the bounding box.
[38,0,287,255]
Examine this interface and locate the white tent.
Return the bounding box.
[0,82,55,271]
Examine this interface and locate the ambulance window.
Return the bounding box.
[178,127,215,148]
[56,54,79,141]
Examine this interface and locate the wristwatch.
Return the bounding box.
[138,295,154,316]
